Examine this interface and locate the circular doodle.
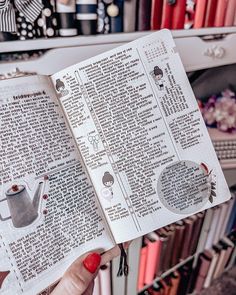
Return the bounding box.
[157,160,211,214]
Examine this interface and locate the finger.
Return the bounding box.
[51,252,101,295]
[83,281,94,295]
[101,240,132,265]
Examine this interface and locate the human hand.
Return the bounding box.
[51,242,130,295]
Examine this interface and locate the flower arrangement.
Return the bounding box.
[198,89,236,133]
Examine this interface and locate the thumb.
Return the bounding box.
[52,253,101,295]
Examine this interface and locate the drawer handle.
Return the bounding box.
[204,45,225,59]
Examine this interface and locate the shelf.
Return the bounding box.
[1,27,236,53]
[138,255,194,294]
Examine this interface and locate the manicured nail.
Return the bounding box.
[83,253,101,274]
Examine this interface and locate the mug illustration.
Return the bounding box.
[101,172,114,201]
[55,79,69,97]
[152,66,164,90]
[0,182,43,228]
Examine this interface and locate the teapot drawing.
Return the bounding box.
[0,182,43,228]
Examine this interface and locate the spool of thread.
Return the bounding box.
[107,0,124,33]
[56,0,77,37]
[76,0,98,35]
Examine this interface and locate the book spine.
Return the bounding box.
[56,0,77,36]
[219,198,234,239]
[213,247,227,279]
[214,0,228,27]
[99,263,111,295]
[226,196,236,234]
[169,271,180,295]
[76,0,98,35]
[219,238,234,270]
[126,237,142,295]
[213,202,228,244]
[156,230,169,275]
[189,213,204,255]
[193,252,212,293]
[205,206,221,249]
[177,259,194,295]
[35,0,58,38]
[203,250,219,288]
[137,229,236,294]
[172,0,186,29]
[111,255,126,295]
[164,226,176,269]
[193,0,207,28]
[93,275,101,295]
[137,244,148,291]
[204,0,218,27]
[224,0,236,26]
[150,0,163,30]
[124,0,137,32]
[226,231,236,268]
[161,277,171,294]
[161,0,174,29]
[144,238,160,285]
[136,0,152,31]
[171,222,185,266]
[180,218,194,260]
[195,208,214,254]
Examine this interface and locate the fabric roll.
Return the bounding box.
[124,0,137,32]
[76,0,98,35]
[136,0,152,31]
[35,0,58,38]
[16,11,39,40]
[0,0,42,32]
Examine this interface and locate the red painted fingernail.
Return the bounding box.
[83,253,101,274]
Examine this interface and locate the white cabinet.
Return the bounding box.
[1,27,236,75]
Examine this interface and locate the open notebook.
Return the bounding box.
[0,30,231,295]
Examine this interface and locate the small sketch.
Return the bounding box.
[101,172,114,201]
[88,134,100,152]
[0,271,10,289]
[55,79,69,97]
[0,178,47,228]
[200,162,216,203]
[151,66,164,90]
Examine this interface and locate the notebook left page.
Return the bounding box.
[0,75,114,295]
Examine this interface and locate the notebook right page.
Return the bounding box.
[51,29,231,244]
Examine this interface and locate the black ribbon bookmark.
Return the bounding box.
[117,243,129,277]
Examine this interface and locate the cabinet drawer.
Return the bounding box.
[1,31,236,75]
[175,33,236,72]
